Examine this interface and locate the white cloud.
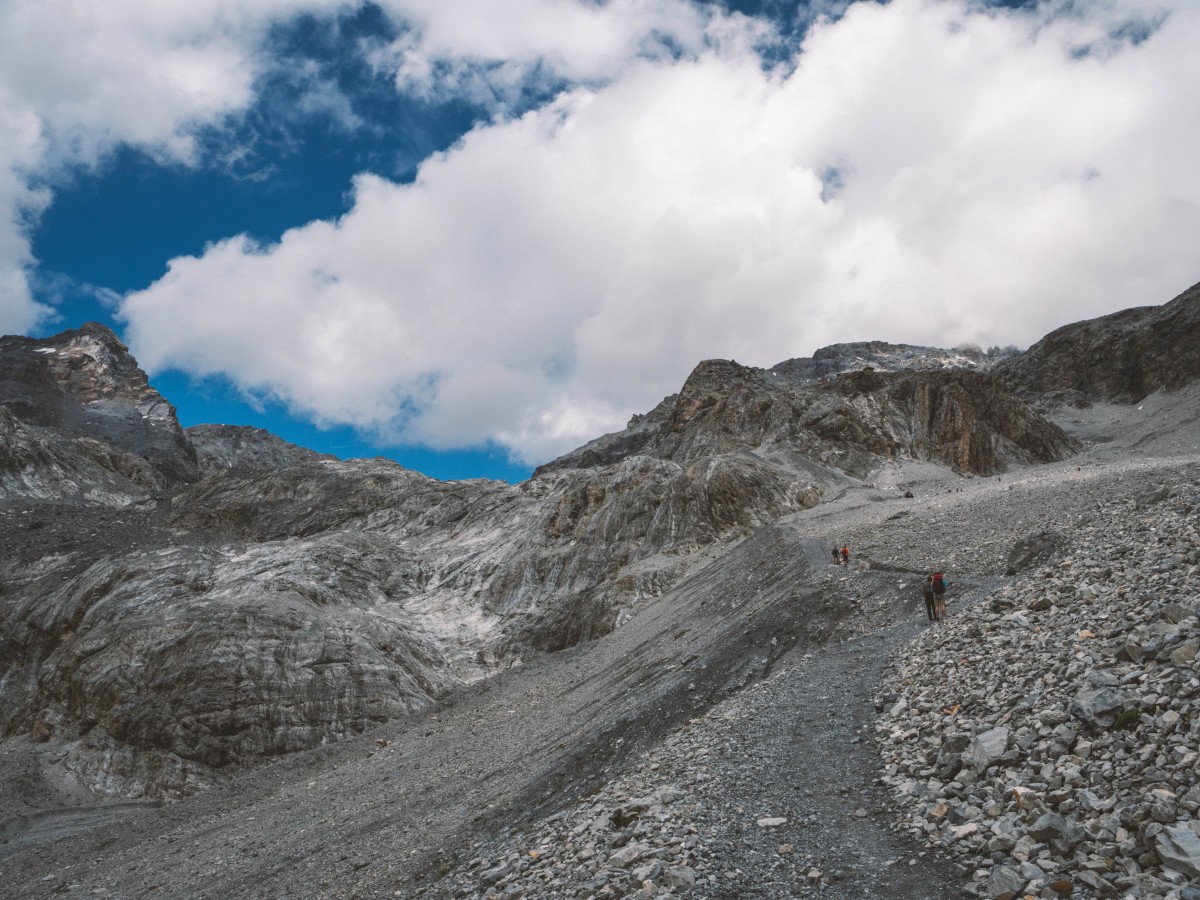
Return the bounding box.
[0,0,727,335]
[119,0,1200,465]
[0,0,357,334]
[6,0,1196,464]
[368,0,737,106]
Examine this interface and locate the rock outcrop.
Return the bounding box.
[0,530,459,795]
[768,340,1014,386]
[0,323,197,492]
[187,424,335,476]
[541,359,1076,479]
[995,281,1200,405]
[5,282,1200,900]
[0,317,1084,798]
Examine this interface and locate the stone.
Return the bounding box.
[480,865,513,886]
[1156,825,1200,878]
[1037,708,1069,726]
[1070,672,1129,728]
[661,867,696,890]
[608,845,642,868]
[1170,638,1199,665]
[986,864,1027,900]
[756,817,786,828]
[964,727,1010,772]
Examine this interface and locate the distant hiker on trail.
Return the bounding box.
[923,575,937,622]
[841,545,850,566]
[831,546,840,565]
[932,571,947,620]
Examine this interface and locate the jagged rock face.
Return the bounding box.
[542,359,1075,479]
[506,453,821,650]
[187,424,335,477]
[0,320,1073,798]
[767,340,1012,385]
[167,458,495,540]
[0,531,459,793]
[0,323,197,490]
[995,281,1200,404]
[0,408,162,503]
[818,369,1079,475]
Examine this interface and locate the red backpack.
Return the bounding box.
[932,573,944,592]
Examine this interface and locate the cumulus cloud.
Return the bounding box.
[0,0,357,333]
[120,0,1200,465]
[367,0,736,106]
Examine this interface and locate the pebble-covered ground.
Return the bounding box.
[430,391,1200,900]
[876,461,1200,900]
[3,391,1198,900]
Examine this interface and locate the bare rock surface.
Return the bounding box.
[540,358,1075,479]
[187,423,336,476]
[0,323,197,490]
[2,326,1074,801]
[2,289,1200,899]
[876,460,1200,899]
[995,280,1200,405]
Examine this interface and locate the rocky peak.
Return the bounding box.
[768,340,1007,386]
[669,358,764,433]
[8,323,175,422]
[995,281,1200,405]
[0,322,197,489]
[540,356,1074,479]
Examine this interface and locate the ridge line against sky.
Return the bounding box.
[2,0,1199,482]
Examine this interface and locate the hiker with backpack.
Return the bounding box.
[841,545,850,566]
[922,575,937,622]
[931,571,948,620]
[832,545,840,565]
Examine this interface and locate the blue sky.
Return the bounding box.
[4,0,1199,482]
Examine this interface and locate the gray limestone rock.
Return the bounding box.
[187,424,335,476]
[1004,530,1067,577]
[0,323,198,490]
[964,726,1010,772]
[1069,671,1129,728]
[1156,826,1200,878]
[995,280,1200,404]
[986,864,1026,900]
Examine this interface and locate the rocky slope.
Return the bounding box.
[0,323,1077,801]
[2,286,1199,900]
[876,463,1200,899]
[0,323,197,490]
[4,394,1198,900]
[539,359,1075,479]
[187,423,335,476]
[767,340,1017,386]
[995,280,1200,406]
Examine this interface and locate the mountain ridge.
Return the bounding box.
[2,284,1200,899]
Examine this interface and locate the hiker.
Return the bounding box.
[923,575,937,622]
[841,545,850,566]
[831,546,840,565]
[932,571,947,620]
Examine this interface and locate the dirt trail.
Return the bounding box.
[687,619,964,899]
